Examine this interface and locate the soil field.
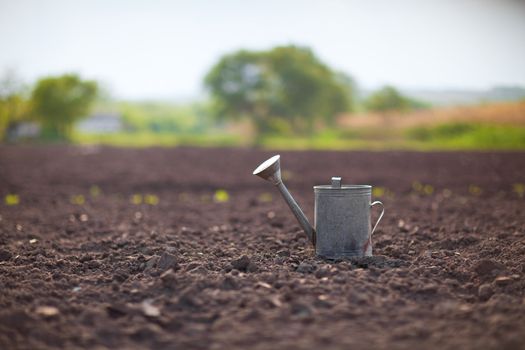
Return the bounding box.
[0,146,524,350]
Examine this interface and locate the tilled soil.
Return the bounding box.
[0,146,524,350]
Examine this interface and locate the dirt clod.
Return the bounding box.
[276,249,290,257]
[474,259,505,278]
[158,251,178,271]
[478,284,494,301]
[0,249,12,261]
[144,255,160,271]
[231,255,251,272]
[160,269,177,287]
[296,262,315,274]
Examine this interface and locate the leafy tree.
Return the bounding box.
[31,74,98,140]
[0,70,31,141]
[365,85,429,113]
[204,45,353,137]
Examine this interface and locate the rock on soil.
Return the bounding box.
[296,262,316,274]
[231,255,257,272]
[158,251,179,271]
[0,249,12,261]
[478,284,494,301]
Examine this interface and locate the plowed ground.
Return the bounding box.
[0,146,524,350]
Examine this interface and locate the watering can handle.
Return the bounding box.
[370,201,385,235]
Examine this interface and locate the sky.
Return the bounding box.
[1,0,525,100]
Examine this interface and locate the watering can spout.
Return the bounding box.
[253,155,316,246]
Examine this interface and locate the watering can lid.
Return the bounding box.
[314,177,372,192]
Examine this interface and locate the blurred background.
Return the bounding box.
[1,0,524,150]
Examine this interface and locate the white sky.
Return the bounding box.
[1,0,524,100]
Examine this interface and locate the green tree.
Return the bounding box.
[365,85,429,113]
[31,74,98,140]
[0,70,30,141]
[204,45,353,138]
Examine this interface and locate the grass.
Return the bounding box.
[71,124,525,150]
[406,124,525,150]
[259,124,525,150]
[71,101,525,150]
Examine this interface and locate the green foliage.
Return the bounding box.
[0,94,31,141]
[119,102,213,134]
[0,70,31,141]
[365,85,428,113]
[204,45,353,138]
[407,123,525,149]
[32,74,98,140]
[408,123,474,140]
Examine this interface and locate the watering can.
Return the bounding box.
[253,155,384,259]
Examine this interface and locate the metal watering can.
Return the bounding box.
[253,155,385,259]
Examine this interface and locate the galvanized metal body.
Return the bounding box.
[252,155,384,259]
[314,180,383,259]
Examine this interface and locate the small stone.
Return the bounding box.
[276,249,290,257]
[418,283,438,294]
[296,262,315,274]
[231,255,251,272]
[494,276,513,287]
[268,295,282,307]
[333,275,346,284]
[274,257,286,265]
[160,269,177,287]
[314,295,333,309]
[113,271,128,282]
[246,262,258,273]
[177,290,200,309]
[189,265,208,274]
[87,260,101,269]
[158,252,178,271]
[141,300,160,317]
[398,220,410,232]
[185,262,201,271]
[144,255,159,271]
[106,303,128,318]
[290,302,312,317]
[35,306,59,318]
[487,293,516,305]
[458,304,472,312]
[221,276,238,290]
[0,249,12,262]
[478,283,494,301]
[314,267,331,278]
[79,255,92,262]
[255,281,272,289]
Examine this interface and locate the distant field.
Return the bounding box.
[73,132,242,148]
[74,101,525,150]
